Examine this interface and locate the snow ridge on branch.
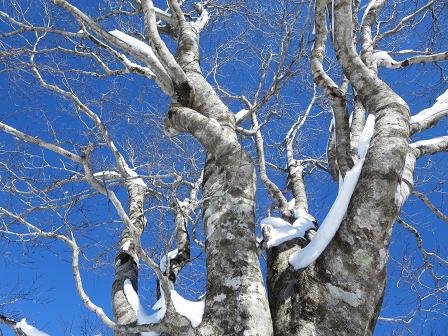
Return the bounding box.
[288,114,375,270]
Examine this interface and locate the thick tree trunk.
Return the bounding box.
[198,150,273,335]
[165,21,273,335]
[268,1,410,335]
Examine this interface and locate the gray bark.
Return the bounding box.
[112,183,147,335]
[165,21,273,336]
[268,1,411,335]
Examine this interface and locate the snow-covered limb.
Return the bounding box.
[372,50,397,67]
[142,0,191,99]
[153,7,173,23]
[374,50,448,69]
[93,170,122,179]
[289,114,376,270]
[410,89,448,134]
[108,30,170,88]
[123,279,204,331]
[410,136,448,158]
[234,108,250,124]
[361,0,384,27]
[50,0,174,94]
[16,319,50,336]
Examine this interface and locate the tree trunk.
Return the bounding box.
[268,1,410,335]
[164,21,273,335]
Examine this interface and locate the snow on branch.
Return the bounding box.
[16,318,50,336]
[160,249,179,273]
[410,89,448,133]
[123,279,204,331]
[373,50,448,69]
[410,136,448,158]
[261,215,315,248]
[289,114,376,270]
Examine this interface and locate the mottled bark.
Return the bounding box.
[168,199,191,282]
[267,239,307,336]
[311,0,353,176]
[165,21,273,335]
[269,0,410,335]
[112,183,147,335]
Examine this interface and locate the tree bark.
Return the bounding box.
[165,21,273,335]
[268,1,410,335]
[112,183,147,335]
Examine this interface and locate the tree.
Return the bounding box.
[0,0,447,335]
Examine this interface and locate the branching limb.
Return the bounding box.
[360,0,386,71]
[252,112,290,218]
[49,0,174,94]
[374,0,437,44]
[142,0,191,96]
[285,86,317,214]
[164,105,237,157]
[376,51,448,69]
[312,0,353,176]
[0,314,29,336]
[413,191,448,223]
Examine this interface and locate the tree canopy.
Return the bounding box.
[0,0,447,335]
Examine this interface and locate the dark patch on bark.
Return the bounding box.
[174,81,193,107]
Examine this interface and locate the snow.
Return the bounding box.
[235,109,249,123]
[410,137,447,148]
[260,215,315,248]
[288,198,317,222]
[177,198,190,209]
[109,30,154,57]
[410,89,448,125]
[93,170,121,178]
[123,165,147,187]
[121,240,131,251]
[288,115,376,270]
[16,319,49,336]
[361,0,377,26]
[159,249,178,273]
[357,113,375,158]
[124,279,165,336]
[169,290,205,328]
[153,7,171,18]
[372,51,397,67]
[123,279,204,332]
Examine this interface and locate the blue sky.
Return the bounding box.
[0,1,447,335]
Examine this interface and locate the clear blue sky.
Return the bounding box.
[0,1,447,335]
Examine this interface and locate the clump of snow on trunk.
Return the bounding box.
[123,279,204,332]
[159,249,178,273]
[260,215,315,248]
[16,319,49,336]
[289,114,376,270]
